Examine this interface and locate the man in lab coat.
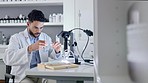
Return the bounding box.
[3,9,62,83]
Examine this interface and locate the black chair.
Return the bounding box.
[5,65,15,83]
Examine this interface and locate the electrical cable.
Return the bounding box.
[69,28,84,32]
[80,36,93,64]
[80,35,89,61]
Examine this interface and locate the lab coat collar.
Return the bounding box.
[23,29,31,45]
[24,29,29,38]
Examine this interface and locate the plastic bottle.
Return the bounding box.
[56,13,59,23]
[3,37,7,45]
[52,13,56,23]
[60,13,63,23]
[49,14,52,23]
[2,34,6,45]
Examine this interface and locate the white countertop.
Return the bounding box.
[25,64,94,78]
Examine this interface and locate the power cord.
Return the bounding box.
[80,36,93,64]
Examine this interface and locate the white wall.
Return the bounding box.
[94,0,133,83]
[63,0,94,58]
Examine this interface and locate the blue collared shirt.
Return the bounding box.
[29,35,41,68]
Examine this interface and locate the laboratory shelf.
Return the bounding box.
[0,22,63,27]
[0,0,63,7]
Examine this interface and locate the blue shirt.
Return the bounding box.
[29,35,41,68]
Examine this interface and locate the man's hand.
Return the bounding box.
[28,40,46,53]
[52,42,61,53]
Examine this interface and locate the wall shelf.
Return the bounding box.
[0,0,63,7]
[0,22,63,27]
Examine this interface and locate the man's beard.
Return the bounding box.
[28,29,40,38]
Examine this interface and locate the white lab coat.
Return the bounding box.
[3,29,61,82]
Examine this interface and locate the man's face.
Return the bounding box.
[27,21,44,38]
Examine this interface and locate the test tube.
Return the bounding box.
[56,35,60,43]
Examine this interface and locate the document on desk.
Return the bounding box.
[37,60,79,70]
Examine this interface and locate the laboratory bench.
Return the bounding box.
[26,62,94,83]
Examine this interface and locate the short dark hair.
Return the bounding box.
[28,9,47,22]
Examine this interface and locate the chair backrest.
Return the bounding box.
[6,65,11,74]
[5,65,12,83]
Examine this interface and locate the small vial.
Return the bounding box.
[56,35,60,43]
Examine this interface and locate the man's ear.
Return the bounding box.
[27,22,30,27]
